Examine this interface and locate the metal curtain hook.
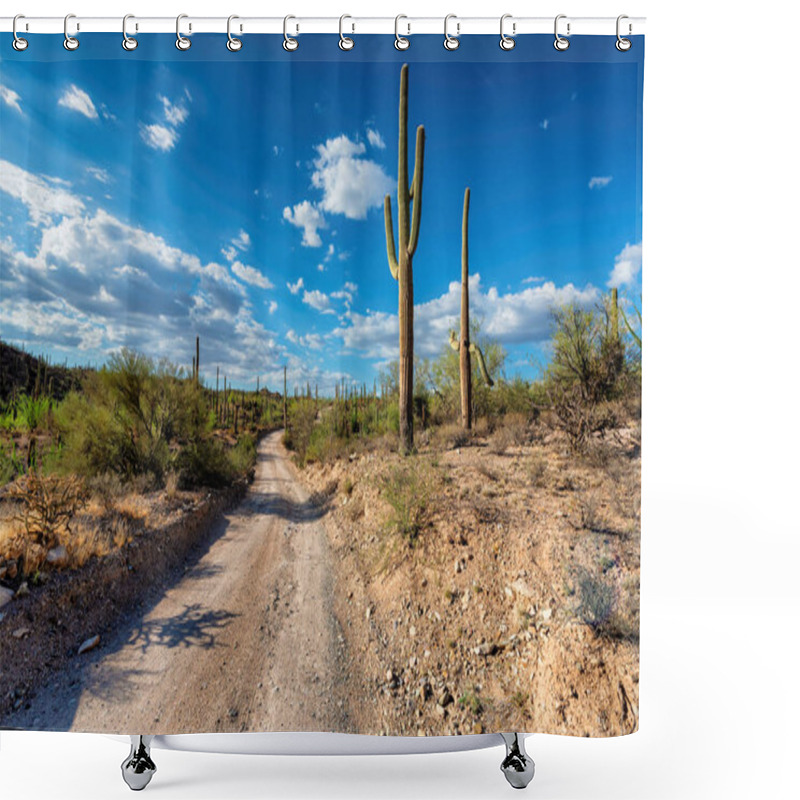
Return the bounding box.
[283,15,298,51]
[339,14,354,50]
[554,14,570,51]
[500,14,515,50]
[64,13,79,50]
[122,14,138,51]
[444,14,459,51]
[616,14,632,51]
[176,14,191,50]
[12,14,28,51]
[227,15,242,51]
[394,14,409,50]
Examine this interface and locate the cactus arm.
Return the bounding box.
[384,195,399,280]
[449,330,459,351]
[408,126,425,256]
[470,343,495,387]
[620,305,642,348]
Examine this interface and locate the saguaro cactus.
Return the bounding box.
[384,63,425,453]
[448,188,494,429]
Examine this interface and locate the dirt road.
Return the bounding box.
[14,432,356,734]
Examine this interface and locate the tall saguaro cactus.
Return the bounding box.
[384,64,425,453]
[449,187,494,430]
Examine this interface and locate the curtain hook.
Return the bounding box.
[63,13,79,51]
[122,14,138,51]
[227,15,242,51]
[554,14,570,51]
[500,14,516,50]
[394,15,409,50]
[176,14,191,50]
[444,14,460,51]
[283,15,298,51]
[12,14,28,51]
[339,14,354,50]
[616,14,632,51]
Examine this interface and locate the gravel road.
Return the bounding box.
[13,431,355,734]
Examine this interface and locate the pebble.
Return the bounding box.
[15,582,30,598]
[78,635,100,654]
[12,627,31,639]
[0,587,14,609]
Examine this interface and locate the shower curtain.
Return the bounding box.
[0,30,643,739]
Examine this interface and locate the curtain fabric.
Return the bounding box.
[0,33,643,737]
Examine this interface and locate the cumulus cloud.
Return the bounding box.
[231,261,273,290]
[302,289,335,315]
[310,134,393,220]
[268,300,278,314]
[282,201,325,247]
[0,84,23,114]
[366,129,386,149]
[58,84,99,120]
[287,277,304,295]
[140,124,179,152]
[286,330,324,350]
[589,176,613,190]
[333,274,599,360]
[0,159,85,226]
[539,119,550,130]
[232,229,251,251]
[607,242,642,288]
[0,159,292,385]
[141,91,191,152]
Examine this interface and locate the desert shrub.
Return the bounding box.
[55,348,209,484]
[0,441,24,486]
[434,423,471,450]
[176,439,235,489]
[6,472,89,551]
[574,567,617,631]
[379,460,435,542]
[17,394,52,432]
[526,451,548,487]
[488,413,529,454]
[229,434,257,477]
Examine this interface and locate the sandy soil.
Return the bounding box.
[9,432,360,734]
[296,423,641,738]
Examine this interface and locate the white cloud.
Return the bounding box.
[589,176,613,190]
[366,129,386,149]
[287,330,324,350]
[231,261,273,290]
[160,95,189,126]
[232,229,251,251]
[0,160,287,385]
[0,85,23,114]
[302,289,335,314]
[333,274,599,359]
[310,135,393,220]
[607,242,642,288]
[539,119,550,130]
[287,277,304,295]
[282,201,325,247]
[522,276,546,284]
[140,123,179,152]
[0,159,85,226]
[221,245,237,263]
[58,84,98,120]
[86,167,111,184]
[268,300,278,314]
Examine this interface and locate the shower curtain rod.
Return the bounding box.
[0,16,645,37]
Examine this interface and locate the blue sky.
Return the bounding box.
[0,35,642,394]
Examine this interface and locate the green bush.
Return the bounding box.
[380,459,435,542]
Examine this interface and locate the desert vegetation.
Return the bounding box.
[0,339,281,586]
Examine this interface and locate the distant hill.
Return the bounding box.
[0,341,88,403]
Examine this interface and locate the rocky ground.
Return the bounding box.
[296,420,641,737]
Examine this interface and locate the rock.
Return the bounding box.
[409,625,416,637]
[0,587,14,609]
[539,608,553,622]
[46,546,68,567]
[15,582,30,598]
[511,579,535,598]
[455,560,462,574]
[365,606,372,620]
[12,627,31,639]
[78,634,100,655]
[504,586,513,598]
[438,690,453,707]
[386,669,395,682]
